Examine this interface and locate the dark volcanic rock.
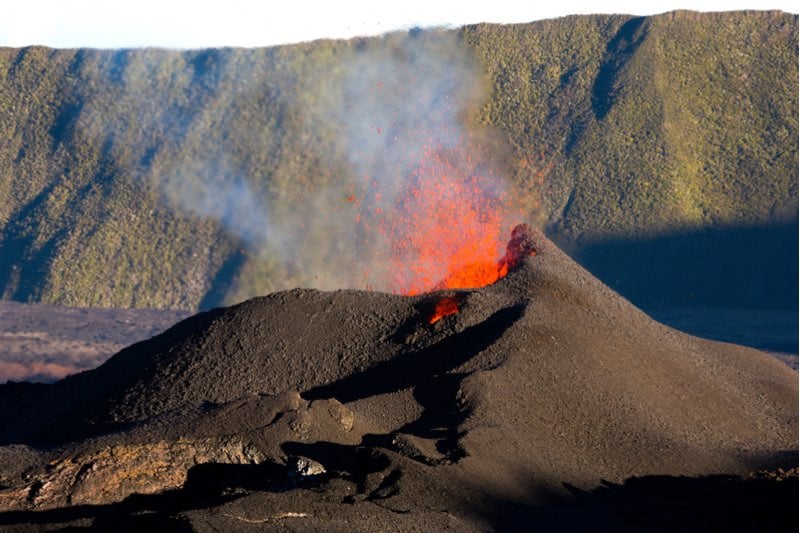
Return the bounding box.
[0,229,796,529]
[504,222,537,268]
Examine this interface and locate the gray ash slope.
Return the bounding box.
[0,229,796,529]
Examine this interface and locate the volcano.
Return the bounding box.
[0,228,796,530]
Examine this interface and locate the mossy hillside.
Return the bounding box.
[466,11,797,241]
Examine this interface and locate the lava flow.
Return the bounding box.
[429,296,460,324]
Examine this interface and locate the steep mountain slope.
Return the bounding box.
[0,11,796,310]
[468,11,797,238]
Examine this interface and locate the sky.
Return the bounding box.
[1,0,797,49]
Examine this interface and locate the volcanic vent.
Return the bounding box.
[434,222,537,291]
[0,229,796,529]
[427,223,537,324]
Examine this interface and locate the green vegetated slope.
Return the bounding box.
[466,11,797,239]
[0,11,796,310]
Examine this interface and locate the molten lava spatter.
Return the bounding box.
[380,147,516,295]
[427,224,536,324]
[427,223,538,293]
[433,260,508,292]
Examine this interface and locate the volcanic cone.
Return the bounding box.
[0,227,795,530]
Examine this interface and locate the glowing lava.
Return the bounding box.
[381,146,516,295]
[428,296,459,324]
[426,224,536,324]
[433,259,508,292]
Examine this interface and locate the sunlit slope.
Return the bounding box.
[467,11,797,239]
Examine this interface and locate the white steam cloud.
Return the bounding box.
[161,158,271,250]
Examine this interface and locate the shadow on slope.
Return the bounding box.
[487,467,799,532]
[305,304,524,403]
[591,16,648,120]
[561,221,799,352]
[1,463,795,532]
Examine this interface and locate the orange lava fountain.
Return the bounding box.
[380,146,515,296]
